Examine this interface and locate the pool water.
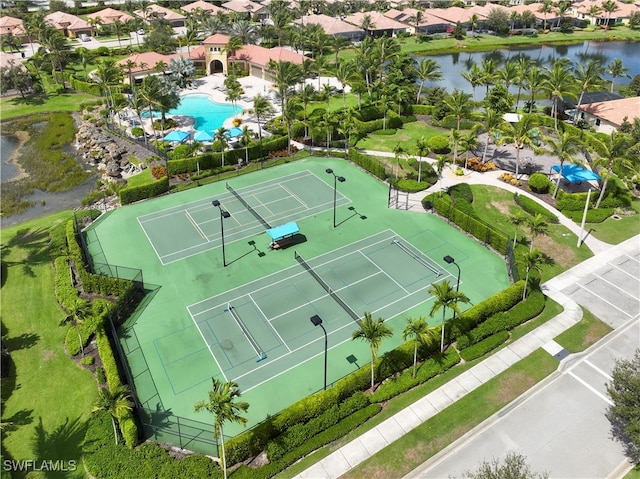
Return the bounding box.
[143,94,241,132]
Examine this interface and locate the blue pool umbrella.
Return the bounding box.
[226,127,243,138]
[163,130,190,143]
[193,130,213,142]
[551,164,601,183]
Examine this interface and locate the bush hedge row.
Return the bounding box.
[119,177,169,205]
[348,148,387,180]
[459,331,510,362]
[562,208,613,223]
[456,291,545,349]
[231,404,382,479]
[514,193,559,223]
[428,194,509,254]
[448,183,474,203]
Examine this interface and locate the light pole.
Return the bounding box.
[212,200,231,267]
[326,168,345,228]
[443,255,461,292]
[310,314,327,391]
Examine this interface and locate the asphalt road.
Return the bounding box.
[406,247,640,479]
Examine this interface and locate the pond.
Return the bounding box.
[1,135,20,182]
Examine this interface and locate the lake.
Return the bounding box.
[1,135,20,182]
[418,41,640,98]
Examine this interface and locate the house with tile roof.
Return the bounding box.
[343,12,408,37]
[576,97,640,134]
[115,48,206,84]
[221,0,268,21]
[86,8,135,27]
[45,11,93,38]
[384,8,452,34]
[293,14,365,41]
[0,16,24,38]
[134,4,186,27]
[202,33,309,81]
[181,0,226,16]
[571,0,640,26]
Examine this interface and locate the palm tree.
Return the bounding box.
[601,0,619,28]
[573,60,605,125]
[443,89,473,131]
[414,136,429,183]
[434,155,450,191]
[214,127,229,167]
[462,64,484,103]
[520,249,545,300]
[460,130,479,171]
[393,142,406,180]
[509,211,528,249]
[538,0,554,30]
[414,58,442,104]
[428,280,470,352]
[248,94,275,157]
[542,58,577,132]
[351,312,393,390]
[498,113,539,178]
[591,132,635,209]
[94,59,123,111]
[66,297,90,358]
[335,60,357,110]
[403,317,437,378]
[481,108,502,163]
[268,60,302,113]
[239,125,252,165]
[194,379,249,479]
[514,57,532,110]
[92,385,134,446]
[526,213,549,252]
[523,65,546,114]
[450,129,462,167]
[545,130,581,197]
[606,58,631,93]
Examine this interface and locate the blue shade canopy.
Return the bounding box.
[266,222,299,241]
[551,164,601,183]
[193,130,213,142]
[226,127,243,138]
[162,130,190,142]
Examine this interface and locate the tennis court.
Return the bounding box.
[137,170,350,264]
[184,230,458,392]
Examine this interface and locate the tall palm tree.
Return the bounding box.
[393,142,406,180]
[523,65,546,114]
[520,249,545,300]
[481,108,502,163]
[351,312,393,390]
[240,125,252,165]
[403,317,437,378]
[606,58,631,93]
[414,58,442,104]
[414,136,429,183]
[450,129,462,167]
[443,89,473,131]
[542,58,577,132]
[526,214,549,252]
[460,130,479,171]
[94,59,123,111]
[514,57,532,110]
[335,60,357,110]
[573,59,605,125]
[248,94,275,157]
[268,60,302,113]
[545,130,581,197]
[509,211,528,249]
[194,379,249,479]
[434,155,450,191]
[601,0,619,27]
[461,64,484,103]
[428,280,470,352]
[538,0,554,30]
[92,385,134,446]
[214,127,229,167]
[498,113,538,178]
[66,297,90,358]
[591,132,635,208]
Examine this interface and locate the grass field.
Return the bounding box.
[1,211,97,479]
[554,306,613,352]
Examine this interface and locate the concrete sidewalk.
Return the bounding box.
[293,236,639,479]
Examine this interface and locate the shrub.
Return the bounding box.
[348,149,387,180]
[80,355,95,366]
[409,104,433,115]
[499,172,522,186]
[514,193,559,223]
[448,183,473,203]
[459,331,510,361]
[428,135,450,153]
[119,177,169,205]
[65,326,82,356]
[393,179,431,192]
[563,208,613,223]
[528,173,552,193]
[466,157,497,172]
[372,128,397,135]
[95,366,106,385]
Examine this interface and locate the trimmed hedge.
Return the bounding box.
[372,128,397,135]
[409,104,433,115]
[428,135,450,153]
[348,148,387,180]
[456,291,545,349]
[563,208,613,223]
[528,173,552,193]
[448,183,473,203]
[514,193,559,223]
[459,331,510,362]
[392,178,431,192]
[119,177,169,205]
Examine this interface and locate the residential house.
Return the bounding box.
[116,49,205,84]
[576,97,640,134]
[181,0,226,16]
[45,11,93,38]
[86,8,135,28]
[221,0,268,22]
[0,16,24,38]
[571,0,640,26]
[344,12,408,37]
[293,14,365,41]
[384,8,452,35]
[135,4,186,28]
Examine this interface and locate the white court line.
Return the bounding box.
[281,184,308,208]
[568,371,613,406]
[577,283,633,318]
[253,194,275,217]
[185,210,208,240]
[359,250,411,294]
[584,359,613,381]
[592,272,639,300]
[248,294,291,352]
[137,216,163,263]
[187,310,229,383]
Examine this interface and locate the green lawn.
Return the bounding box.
[625,465,640,479]
[0,91,97,120]
[339,349,558,479]
[356,120,448,153]
[588,198,640,244]
[1,211,98,479]
[554,307,613,353]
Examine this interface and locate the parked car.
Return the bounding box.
[137,29,145,36]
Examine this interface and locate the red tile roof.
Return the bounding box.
[580,97,640,127]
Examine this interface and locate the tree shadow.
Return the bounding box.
[30,416,88,478]
[1,226,54,278]
[606,410,640,464]
[3,332,40,352]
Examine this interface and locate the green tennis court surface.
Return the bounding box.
[137,171,349,264]
[85,157,509,450]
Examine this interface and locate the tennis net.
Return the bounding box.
[226,304,267,362]
[392,239,442,276]
[294,251,360,322]
[226,183,272,229]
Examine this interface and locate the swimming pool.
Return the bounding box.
[143,94,241,132]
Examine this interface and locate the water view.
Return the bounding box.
[1,135,20,182]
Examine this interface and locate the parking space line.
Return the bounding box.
[612,262,640,280]
[584,359,613,382]
[576,283,633,318]
[568,371,614,406]
[592,272,639,300]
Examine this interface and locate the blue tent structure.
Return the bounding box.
[163,130,190,143]
[193,130,213,142]
[551,164,601,183]
[226,127,243,138]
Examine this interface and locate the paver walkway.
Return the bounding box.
[294,236,638,479]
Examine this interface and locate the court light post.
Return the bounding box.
[443,255,461,292]
[212,200,231,267]
[310,314,328,391]
[326,168,345,228]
